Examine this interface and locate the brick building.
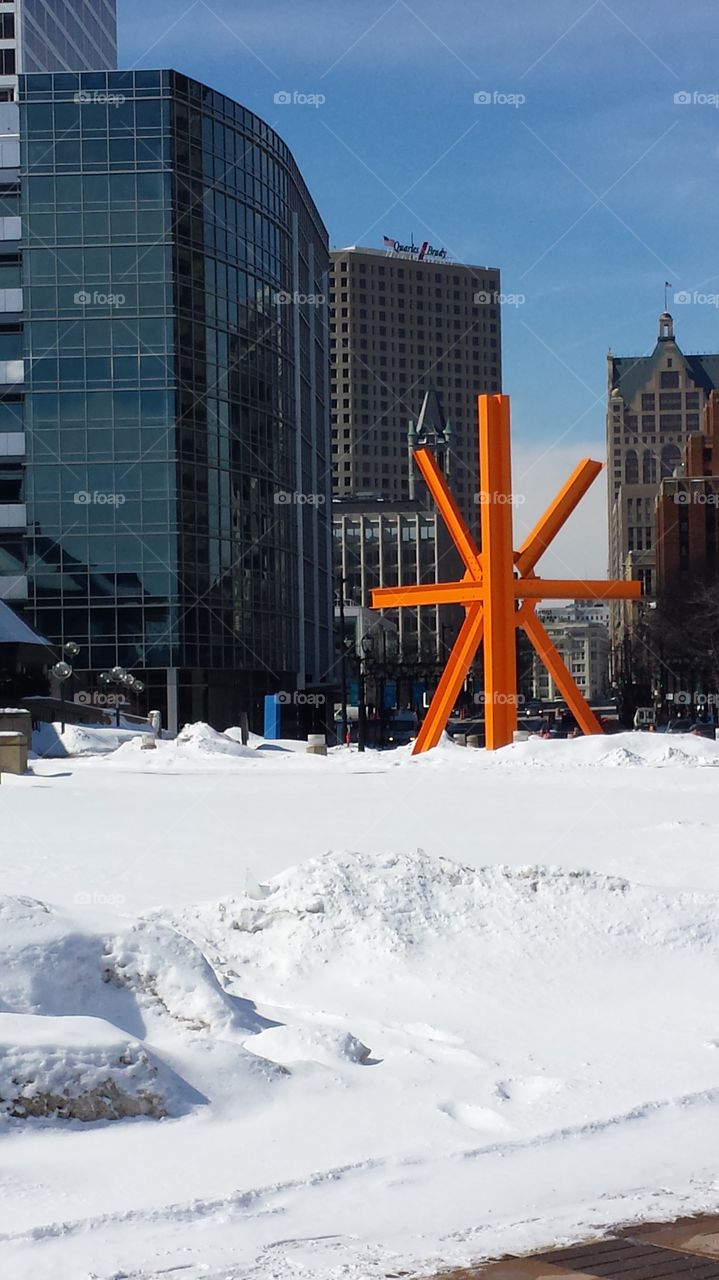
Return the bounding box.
[656,389,719,593]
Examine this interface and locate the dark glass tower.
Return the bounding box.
[17,70,333,730]
[18,1,118,75]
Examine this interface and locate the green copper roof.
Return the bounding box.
[611,340,719,406]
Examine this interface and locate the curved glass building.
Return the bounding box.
[16,70,333,729]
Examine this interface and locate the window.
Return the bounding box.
[661,443,682,478]
[0,14,15,39]
[661,370,679,387]
[0,49,15,76]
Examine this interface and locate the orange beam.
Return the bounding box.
[517,579,642,601]
[413,607,484,753]
[414,448,482,579]
[479,395,517,749]
[522,608,603,735]
[515,459,603,576]
[373,578,641,609]
[373,581,483,608]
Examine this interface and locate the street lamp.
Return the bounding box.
[52,660,73,734]
[51,641,82,734]
[364,617,399,748]
[358,633,374,754]
[99,666,135,728]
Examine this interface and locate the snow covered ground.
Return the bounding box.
[2,724,719,1278]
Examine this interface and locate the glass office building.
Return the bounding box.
[0,0,118,606]
[16,69,333,729]
[0,1,117,98]
[19,1,117,74]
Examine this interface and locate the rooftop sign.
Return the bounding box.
[383,236,448,262]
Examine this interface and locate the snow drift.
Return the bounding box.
[0,1013,172,1121]
[0,895,282,1124]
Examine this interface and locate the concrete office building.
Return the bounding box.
[13,69,333,730]
[532,603,610,702]
[330,242,502,531]
[333,389,461,665]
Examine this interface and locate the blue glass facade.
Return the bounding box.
[16,70,333,728]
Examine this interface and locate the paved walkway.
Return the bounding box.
[434,1215,719,1278]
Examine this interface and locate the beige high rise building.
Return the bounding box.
[606,311,719,671]
[330,244,502,530]
[608,312,719,596]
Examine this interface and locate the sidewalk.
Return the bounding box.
[434,1215,719,1277]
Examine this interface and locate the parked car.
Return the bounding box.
[690,722,717,740]
[663,718,693,733]
[633,706,656,729]
[517,716,544,734]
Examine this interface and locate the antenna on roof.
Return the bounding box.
[664,280,672,311]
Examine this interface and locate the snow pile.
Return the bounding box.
[410,729,719,769]
[164,849,719,1005]
[31,721,152,759]
[0,895,281,1124]
[0,1013,169,1121]
[488,730,719,768]
[102,722,272,770]
[248,1024,371,1068]
[102,918,265,1036]
[174,721,257,759]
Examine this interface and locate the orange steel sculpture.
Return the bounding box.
[371,394,642,752]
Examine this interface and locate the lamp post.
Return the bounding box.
[52,660,72,734]
[362,617,399,749]
[358,633,373,753]
[99,666,144,728]
[52,641,81,734]
[337,582,349,747]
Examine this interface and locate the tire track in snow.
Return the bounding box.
[4,1083,719,1249]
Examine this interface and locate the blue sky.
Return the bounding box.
[118,0,719,573]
